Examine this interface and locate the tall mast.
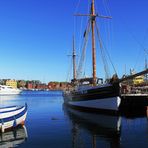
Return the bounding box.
[91,0,97,86]
[73,36,77,80]
[75,0,111,84]
[145,57,147,70]
[145,57,148,80]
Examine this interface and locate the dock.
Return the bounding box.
[121,93,148,98]
[119,92,148,116]
[116,92,148,117]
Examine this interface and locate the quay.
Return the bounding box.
[121,93,148,98]
[119,92,148,116]
[116,69,148,114]
[120,93,148,107]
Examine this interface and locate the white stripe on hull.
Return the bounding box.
[0,106,25,119]
[68,97,121,111]
[0,106,18,112]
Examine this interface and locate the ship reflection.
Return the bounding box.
[0,125,28,147]
[63,105,121,148]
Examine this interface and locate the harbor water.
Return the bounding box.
[0,90,148,148]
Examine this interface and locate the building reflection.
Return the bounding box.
[0,125,28,147]
[63,105,121,148]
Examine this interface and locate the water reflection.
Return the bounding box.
[63,105,121,148]
[0,94,21,108]
[0,126,28,148]
[0,94,19,101]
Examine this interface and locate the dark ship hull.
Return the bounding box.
[63,83,121,115]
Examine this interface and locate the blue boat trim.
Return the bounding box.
[0,105,17,109]
[0,104,27,124]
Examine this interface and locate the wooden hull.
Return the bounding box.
[0,104,27,133]
[63,83,121,115]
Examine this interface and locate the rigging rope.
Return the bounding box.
[103,0,112,16]
[95,21,117,78]
[73,0,82,48]
[94,0,116,79]
[95,22,110,79]
[77,20,91,79]
[117,17,148,71]
[103,0,112,54]
[73,0,80,37]
[74,0,117,80]
[74,0,81,14]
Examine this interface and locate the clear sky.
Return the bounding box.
[0,0,147,83]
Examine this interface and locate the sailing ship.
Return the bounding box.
[0,104,27,132]
[63,0,121,114]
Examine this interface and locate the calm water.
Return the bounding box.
[0,90,148,148]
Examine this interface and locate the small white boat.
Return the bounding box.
[0,104,27,132]
[0,85,22,95]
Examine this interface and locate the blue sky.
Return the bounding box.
[0,0,147,83]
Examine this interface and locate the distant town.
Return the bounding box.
[0,79,71,91]
[0,70,147,92]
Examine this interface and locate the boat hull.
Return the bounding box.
[63,83,121,115]
[0,85,22,95]
[0,90,22,95]
[0,104,27,132]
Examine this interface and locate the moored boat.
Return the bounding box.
[0,85,22,95]
[63,81,121,115]
[63,0,121,114]
[0,104,27,132]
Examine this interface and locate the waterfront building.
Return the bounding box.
[26,82,35,90]
[48,82,72,90]
[17,80,26,89]
[36,83,48,90]
[6,79,17,88]
[48,82,57,90]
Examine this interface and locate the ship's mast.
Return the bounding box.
[75,0,111,85]
[145,58,147,70]
[145,57,148,80]
[73,36,77,80]
[91,0,97,86]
